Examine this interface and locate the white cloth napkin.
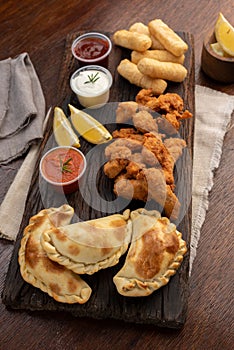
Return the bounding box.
[0,85,233,279]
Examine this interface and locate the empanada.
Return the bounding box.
[113,208,187,297]
[41,210,132,275]
[18,205,92,304]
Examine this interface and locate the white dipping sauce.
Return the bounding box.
[70,66,112,109]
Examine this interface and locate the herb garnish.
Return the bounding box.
[84,72,100,84]
[59,156,73,173]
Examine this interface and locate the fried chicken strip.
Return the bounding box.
[125,160,146,178]
[132,110,158,133]
[116,101,139,123]
[114,168,180,220]
[164,137,187,163]
[103,159,129,179]
[158,110,192,134]
[143,133,174,188]
[140,168,180,220]
[141,146,159,166]
[155,92,184,112]
[114,173,149,202]
[157,116,178,135]
[135,89,192,134]
[105,137,142,159]
[112,128,145,144]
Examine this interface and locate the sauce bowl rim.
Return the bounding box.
[71,32,112,63]
[39,146,87,186]
[70,64,113,97]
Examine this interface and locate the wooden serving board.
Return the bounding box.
[2,31,195,329]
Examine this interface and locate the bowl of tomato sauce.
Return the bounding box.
[39,146,87,194]
[71,32,112,68]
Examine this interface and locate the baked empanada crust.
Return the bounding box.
[41,210,132,275]
[18,205,92,304]
[113,208,187,297]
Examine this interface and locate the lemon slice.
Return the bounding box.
[69,104,112,145]
[210,42,226,56]
[215,12,234,56]
[53,107,80,147]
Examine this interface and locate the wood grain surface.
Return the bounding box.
[1,31,194,329]
[0,1,233,349]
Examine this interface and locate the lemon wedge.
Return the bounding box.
[69,104,112,145]
[215,12,234,57]
[53,107,80,147]
[210,42,227,56]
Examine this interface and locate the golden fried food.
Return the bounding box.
[112,128,145,145]
[104,159,129,179]
[108,146,132,160]
[131,49,185,65]
[129,22,150,36]
[143,133,174,187]
[104,92,192,221]
[138,168,166,206]
[114,174,149,202]
[148,19,188,57]
[113,30,152,51]
[125,160,146,178]
[117,59,167,95]
[156,93,185,112]
[156,117,178,135]
[137,58,188,83]
[105,137,142,159]
[129,22,165,49]
[141,146,159,166]
[135,89,192,134]
[164,137,187,163]
[18,206,92,304]
[113,208,187,297]
[136,89,183,112]
[138,168,180,220]
[160,112,181,131]
[129,152,144,165]
[116,101,139,124]
[164,185,181,221]
[132,110,158,133]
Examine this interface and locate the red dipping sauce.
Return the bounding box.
[40,146,86,194]
[72,32,112,68]
[74,37,109,60]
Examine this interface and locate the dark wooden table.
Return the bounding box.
[0,1,233,349]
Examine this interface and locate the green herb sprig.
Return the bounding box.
[59,156,73,173]
[84,72,100,84]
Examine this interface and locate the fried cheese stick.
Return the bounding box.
[113,30,152,52]
[131,49,185,64]
[148,19,188,57]
[137,58,187,82]
[129,22,165,50]
[117,59,167,95]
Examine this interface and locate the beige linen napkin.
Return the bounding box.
[190,85,234,275]
[0,53,45,164]
[0,108,51,240]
